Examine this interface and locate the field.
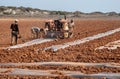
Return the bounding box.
[0,18,120,79]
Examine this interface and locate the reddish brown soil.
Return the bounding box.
[0,75,92,79]
[0,18,120,78]
[0,19,45,47]
[0,19,120,63]
[1,65,120,74]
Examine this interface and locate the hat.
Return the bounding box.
[15,19,19,22]
[49,19,53,22]
[45,19,53,23]
[60,19,67,23]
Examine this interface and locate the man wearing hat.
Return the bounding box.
[10,19,19,45]
[60,19,69,38]
[68,19,74,38]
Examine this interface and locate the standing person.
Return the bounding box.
[10,19,19,45]
[49,20,55,31]
[61,19,69,38]
[64,15,67,20]
[68,19,74,38]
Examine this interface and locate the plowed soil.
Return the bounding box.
[0,18,120,79]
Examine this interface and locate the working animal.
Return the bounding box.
[54,19,63,31]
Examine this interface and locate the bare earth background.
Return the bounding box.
[0,17,120,78]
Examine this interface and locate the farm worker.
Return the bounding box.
[10,19,19,45]
[31,27,41,39]
[49,20,55,31]
[68,19,74,38]
[44,21,50,34]
[61,19,69,38]
[45,20,55,31]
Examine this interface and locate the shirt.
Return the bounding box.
[10,23,19,32]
